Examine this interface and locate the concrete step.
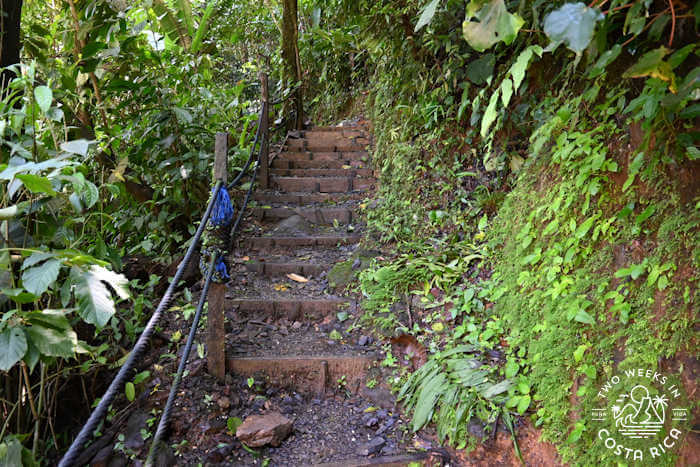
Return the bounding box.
[302,129,367,139]
[229,298,350,319]
[227,354,376,395]
[251,206,355,224]
[276,151,369,162]
[272,158,368,170]
[244,235,361,250]
[271,176,350,193]
[285,140,367,152]
[250,191,365,204]
[270,168,374,178]
[244,260,326,277]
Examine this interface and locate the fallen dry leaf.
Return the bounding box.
[390,334,427,370]
[286,273,309,283]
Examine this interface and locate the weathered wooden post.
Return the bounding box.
[259,72,270,190]
[207,132,228,380]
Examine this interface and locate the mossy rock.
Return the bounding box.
[328,249,380,291]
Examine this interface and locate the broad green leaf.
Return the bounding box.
[463,0,524,52]
[73,265,129,329]
[125,381,136,401]
[505,359,519,378]
[173,107,193,124]
[22,252,55,270]
[23,338,40,373]
[15,174,56,195]
[574,310,595,325]
[509,45,543,92]
[480,88,500,138]
[26,310,71,331]
[25,325,76,359]
[81,41,106,59]
[412,372,446,431]
[575,217,594,239]
[622,47,676,91]
[415,0,440,32]
[81,181,100,209]
[0,327,27,371]
[22,259,61,296]
[61,139,91,156]
[573,344,588,362]
[34,86,53,113]
[500,78,513,107]
[0,436,23,467]
[635,205,655,225]
[517,395,531,414]
[543,3,603,54]
[588,44,622,78]
[482,379,512,398]
[465,53,495,85]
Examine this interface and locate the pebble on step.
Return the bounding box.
[236,412,293,447]
[356,436,386,456]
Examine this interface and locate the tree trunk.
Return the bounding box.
[0,0,23,95]
[281,0,302,130]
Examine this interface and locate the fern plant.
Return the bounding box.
[398,345,512,446]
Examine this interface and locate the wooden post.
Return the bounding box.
[207,132,228,380]
[259,72,270,190]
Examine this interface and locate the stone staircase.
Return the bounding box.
[223,123,428,466]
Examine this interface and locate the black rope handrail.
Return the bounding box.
[61,75,274,467]
[58,181,224,467]
[144,252,217,466]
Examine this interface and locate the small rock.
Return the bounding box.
[356,437,385,456]
[236,412,293,447]
[217,396,231,410]
[352,258,362,270]
[467,418,486,439]
[365,417,378,427]
[204,443,234,463]
[292,321,303,330]
[358,335,370,346]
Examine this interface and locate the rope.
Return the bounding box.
[144,253,217,466]
[58,181,224,467]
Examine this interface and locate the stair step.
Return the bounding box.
[227,354,376,394]
[245,235,361,250]
[271,176,354,193]
[303,129,367,139]
[250,191,365,204]
[251,206,354,224]
[276,151,369,162]
[316,453,430,467]
[285,141,367,152]
[270,168,374,177]
[229,298,350,318]
[272,158,368,170]
[244,261,326,277]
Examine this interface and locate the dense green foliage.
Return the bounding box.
[1,0,698,464]
[0,0,285,461]
[307,0,697,465]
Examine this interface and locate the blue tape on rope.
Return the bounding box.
[210,185,234,227]
[215,255,230,280]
